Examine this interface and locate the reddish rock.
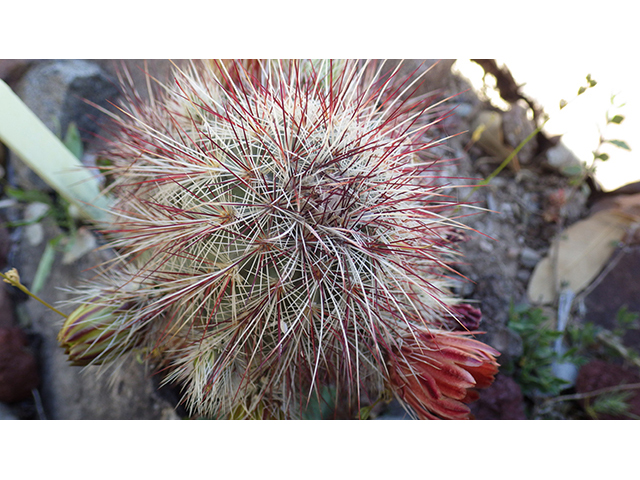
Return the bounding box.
[576,359,640,420]
[0,327,39,403]
[469,374,527,420]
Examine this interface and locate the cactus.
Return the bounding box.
[59,60,499,419]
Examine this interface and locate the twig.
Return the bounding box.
[463,121,547,203]
[543,382,640,406]
[596,330,640,370]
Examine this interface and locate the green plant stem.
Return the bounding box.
[0,270,68,318]
[464,74,599,204]
[463,119,548,203]
[358,390,393,419]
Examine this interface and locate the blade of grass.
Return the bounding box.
[0,79,112,223]
[32,236,62,294]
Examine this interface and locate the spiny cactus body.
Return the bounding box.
[59,60,499,419]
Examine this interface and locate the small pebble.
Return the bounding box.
[24,202,50,247]
[519,247,541,269]
[500,203,514,218]
[506,247,519,260]
[516,269,531,282]
[479,239,494,253]
[452,102,473,119]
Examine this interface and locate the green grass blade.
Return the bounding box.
[32,237,60,294]
[0,79,112,223]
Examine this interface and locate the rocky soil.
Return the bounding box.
[1,59,638,420]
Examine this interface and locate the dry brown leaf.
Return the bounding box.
[527,209,635,304]
[591,192,640,219]
[610,193,640,221]
[471,110,519,169]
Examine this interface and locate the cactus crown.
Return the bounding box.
[61,60,498,419]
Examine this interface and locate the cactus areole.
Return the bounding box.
[60,60,499,419]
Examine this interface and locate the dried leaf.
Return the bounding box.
[607,192,640,220]
[471,111,512,159]
[527,253,555,304]
[527,210,635,304]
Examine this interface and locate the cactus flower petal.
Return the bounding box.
[388,328,500,419]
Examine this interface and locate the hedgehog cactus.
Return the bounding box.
[59,59,499,419]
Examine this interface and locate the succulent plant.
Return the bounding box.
[59,59,499,419]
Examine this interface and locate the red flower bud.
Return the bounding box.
[388,328,499,419]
